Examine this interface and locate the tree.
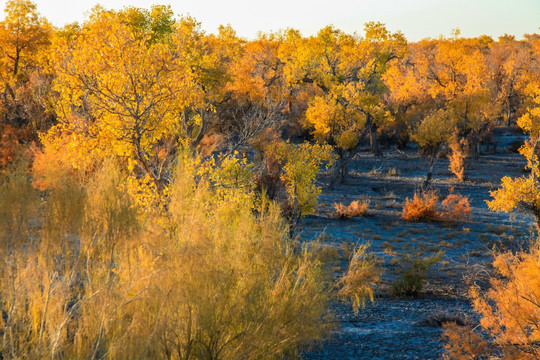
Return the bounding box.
[265,141,335,234]
[44,7,230,192]
[410,108,454,186]
[415,34,493,160]
[280,23,406,184]
[488,83,540,228]
[0,0,50,78]
[488,35,534,127]
[0,0,52,130]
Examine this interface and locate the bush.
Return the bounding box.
[337,243,381,313]
[334,199,369,219]
[402,190,440,222]
[402,190,471,223]
[391,251,443,296]
[444,247,540,359]
[0,157,331,359]
[440,193,471,221]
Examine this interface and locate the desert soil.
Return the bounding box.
[301,128,534,359]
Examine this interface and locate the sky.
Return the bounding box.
[1,0,539,41]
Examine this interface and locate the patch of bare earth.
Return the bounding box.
[301,129,534,359]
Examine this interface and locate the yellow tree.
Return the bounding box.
[416,34,493,160]
[0,0,50,78]
[280,23,406,183]
[488,83,540,228]
[489,35,534,128]
[44,6,227,192]
[0,0,52,129]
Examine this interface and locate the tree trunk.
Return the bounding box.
[366,114,381,156]
[469,137,480,161]
[423,154,436,188]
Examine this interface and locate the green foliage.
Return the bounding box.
[411,109,454,155]
[391,251,443,296]
[267,141,335,219]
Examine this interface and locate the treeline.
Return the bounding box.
[0,1,539,185]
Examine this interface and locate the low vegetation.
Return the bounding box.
[334,199,370,219]
[0,159,332,359]
[443,246,540,359]
[402,190,471,223]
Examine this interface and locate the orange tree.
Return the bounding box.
[415,33,494,160]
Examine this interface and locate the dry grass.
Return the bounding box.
[337,243,381,314]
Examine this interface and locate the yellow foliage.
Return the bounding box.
[337,243,381,314]
[0,155,332,359]
[268,141,335,218]
[489,84,540,226]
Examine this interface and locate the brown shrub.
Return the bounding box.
[440,193,471,221]
[403,190,471,223]
[448,134,468,182]
[334,199,369,219]
[402,190,440,222]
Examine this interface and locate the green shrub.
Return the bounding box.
[391,251,443,296]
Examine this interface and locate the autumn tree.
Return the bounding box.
[219,32,286,153]
[488,35,535,127]
[280,23,406,183]
[264,141,335,234]
[0,0,52,124]
[415,34,494,160]
[410,108,454,186]
[41,6,241,194]
[488,82,540,228]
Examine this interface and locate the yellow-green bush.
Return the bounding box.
[0,156,330,359]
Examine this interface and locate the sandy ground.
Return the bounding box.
[300,128,534,359]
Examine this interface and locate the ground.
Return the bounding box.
[300,128,534,359]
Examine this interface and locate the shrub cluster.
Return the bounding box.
[0,159,331,359]
[402,190,471,222]
[334,199,370,219]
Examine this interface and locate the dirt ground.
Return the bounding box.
[300,128,535,359]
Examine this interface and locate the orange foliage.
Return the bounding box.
[440,193,471,221]
[402,190,440,222]
[402,190,470,222]
[444,247,540,359]
[471,248,540,359]
[334,199,369,219]
[448,134,468,182]
[0,124,33,171]
[442,323,492,360]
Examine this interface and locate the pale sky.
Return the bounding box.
[1,0,539,41]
